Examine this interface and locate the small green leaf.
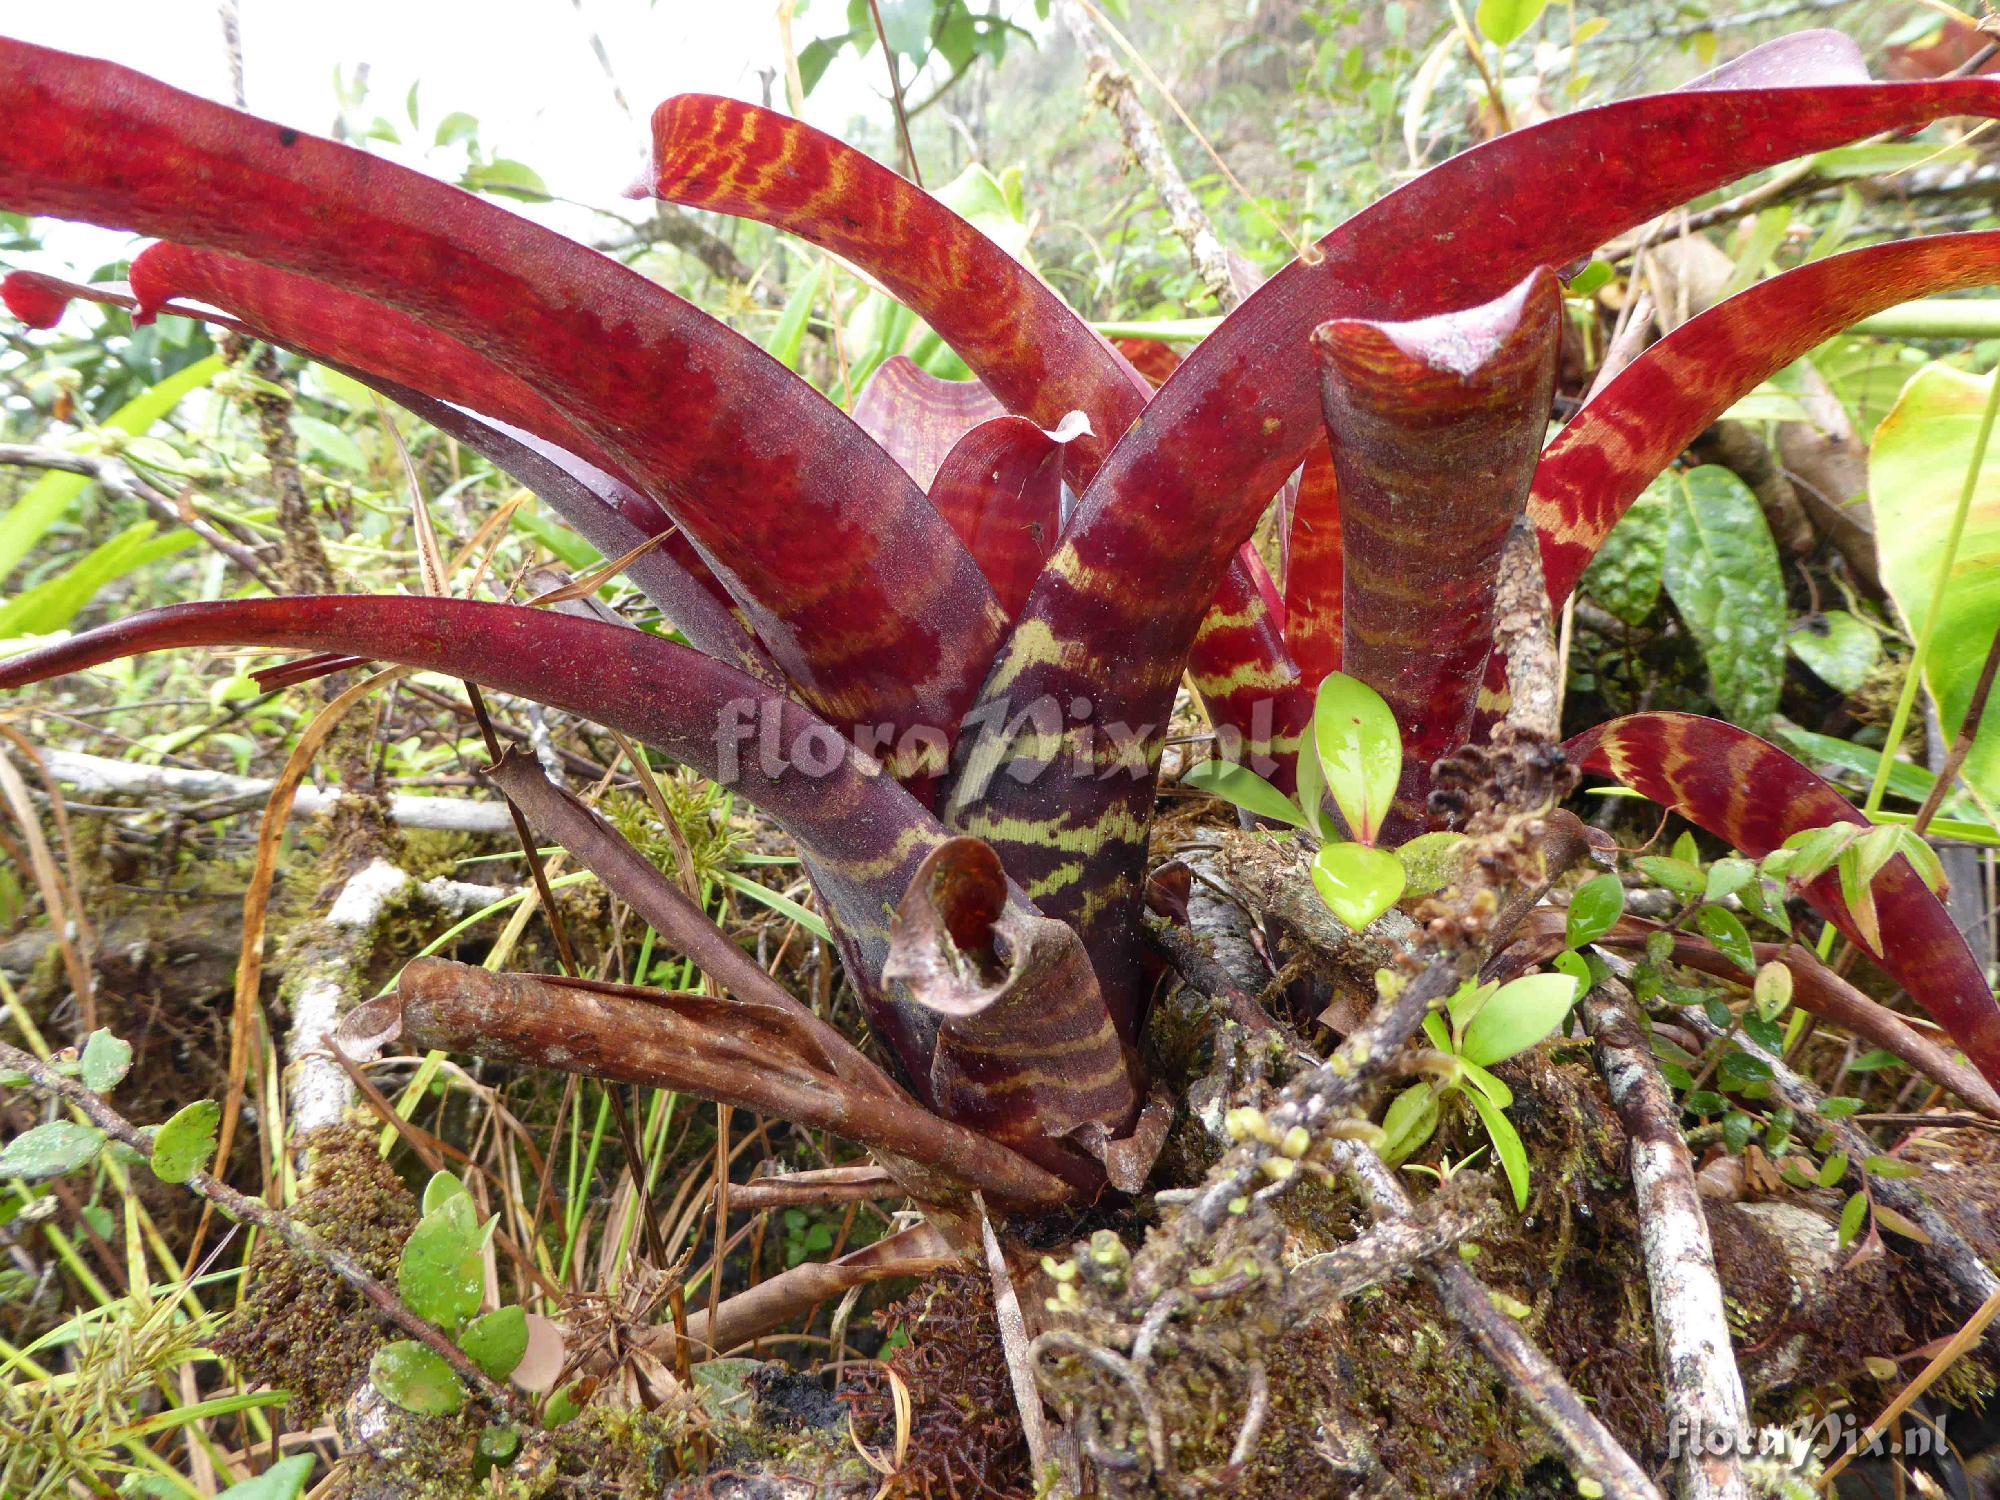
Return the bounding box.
[1310,841,1407,933]
[1635,856,1705,895]
[1467,1090,1532,1211]
[477,1423,522,1465]
[1181,758,1305,828]
[421,1170,469,1217]
[1717,1050,1774,1091]
[459,1305,528,1383]
[1787,610,1881,693]
[1820,1095,1864,1118]
[1695,905,1757,974]
[1476,0,1550,46]
[1752,960,1793,1022]
[151,1100,220,1184]
[1397,831,1469,897]
[1552,949,1594,993]
[1704,857,1755,904]
[1311,672,1403,845]
[0,1120,104,1182]
[1863,1154,1920,1180]
[398,1193,486,1329]
[1446,978,1496,1035]
[1847,1049,1904,1073]
[1778,822,1857,883]
[1685,1090,1727,1117]
[1838,1191,1869,1247]
[544,1380,585,1427]
[1818,1153,1850,1188]
[1722,1111,1755,1154]
[78,1030,133,1093]
[1565,873,1625,949]
[1459,973,1578,1068]
[1379,1084,1439,1165]
[370,1340,467,1416]
[217,1455,315,1500]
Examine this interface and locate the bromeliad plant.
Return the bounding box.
[4,29,2000,1213]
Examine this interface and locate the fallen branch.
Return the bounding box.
[0,1036,528,1423]
[353,959,1072,1212]
[1334,1141,1666,1500]
[30,746,515,834]
[728,1164,903,1212]
[1583,983,1749,1500]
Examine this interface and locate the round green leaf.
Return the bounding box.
[1476,0,1550,46]
[0,1120,104,1182]
[150,1099,220,1184]
[78,1030,133,1093]
[370,1339,467,1416]
[1310,672,1402,845]
[421,1169,469,1217]
[1564,873,1625,949]
[1787,610,1881,694]
[1459,973,1579,1068]
[1310,841,1407,933]
[459,1305,528,1383]
[1753,960,1794,1022]
[398,1192,486,1330]
[1180,758,1304,828]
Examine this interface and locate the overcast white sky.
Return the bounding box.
[5,0,964,266]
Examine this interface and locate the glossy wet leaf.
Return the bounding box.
[1310,841,1407,933]
[370,1340,467,1416]
[78,1029,132,1093]
[1311,673,1403,845]
[0,1120,102,1182]
[421,1170,468,1217]
[1787,610,1881,693]
[459,1305,528,1382]
[1565,874,1625,949]
[1872,362,2000,808]
[150,1099,219,1184]
[1460,973,1579,1068]
[1660,466,1787,730]
[1695,905,1757,975]
[398,1192,485,1330]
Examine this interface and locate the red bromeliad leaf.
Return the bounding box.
[927,417,1065,621]
[1187,551,1310,794]
[0,38,1004,748]
[945,34,2000,996]
[850,355,1005,490]
[1317,268,1562,825]
[650,92,1308,805]
[1112,337,1184,389]
[1568,712,2000,1088]
[649,94,1147,487]
[3,268,771,678]
[883,837,1144,1191]
[1283,437,1343,688]
[1534,232,2000,607]
[0,598,955,1064]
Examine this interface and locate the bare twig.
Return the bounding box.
[1055,0,1238,309]
[1584,984,1748,1500]
[0,1037,530,1422]
[27,746,513,833]
[0,444,277,590]
[1493,519,1561,741]
[866,0,923,186]
[1335,1142,1666,1500]
[978,1194,1062,1483]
